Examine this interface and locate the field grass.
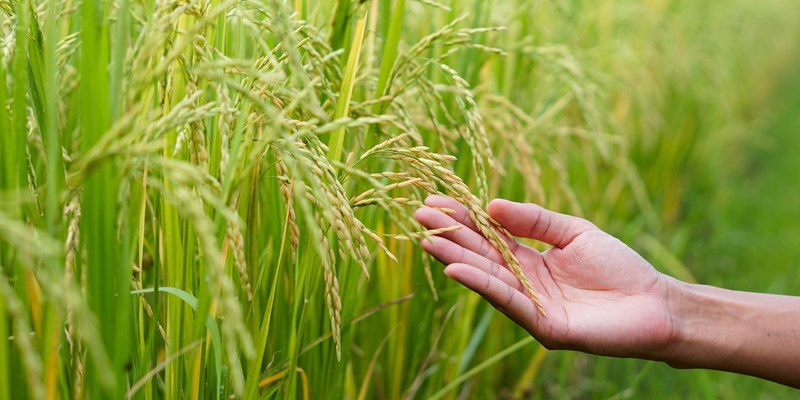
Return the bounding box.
[0,0,798,398]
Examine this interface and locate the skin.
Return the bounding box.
[414,195,800,388]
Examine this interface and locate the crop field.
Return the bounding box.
[0,0,799,398]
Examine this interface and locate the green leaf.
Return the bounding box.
[327,12,369,166]
[131,286,223,388]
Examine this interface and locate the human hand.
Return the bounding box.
[414,196,678,360]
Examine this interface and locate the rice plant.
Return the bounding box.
[0,0,797,398]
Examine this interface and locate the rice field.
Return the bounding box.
[0,0,798,398]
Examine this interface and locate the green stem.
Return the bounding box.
[327,12,368,166]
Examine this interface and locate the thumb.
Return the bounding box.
[488,199,595,248]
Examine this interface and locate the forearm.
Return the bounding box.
[661,279,800,388]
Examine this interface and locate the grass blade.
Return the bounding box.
[374,0,405,107]
[429,336,537,400]
[327,12,368,165]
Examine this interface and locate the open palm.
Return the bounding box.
[415,196,677,359]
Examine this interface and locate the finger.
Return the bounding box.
[414,207,506,265]
[421,236,523,291]
[427,195,530,257]
[444,263,540,330]
[425,195,521,251]
[423,195,481,233]
[488,199,596,249]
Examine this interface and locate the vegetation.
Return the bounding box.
[0,0,798,398]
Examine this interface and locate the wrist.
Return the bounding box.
[646,275,800,387]
[659,279,743,369]
[661,279,701,368]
